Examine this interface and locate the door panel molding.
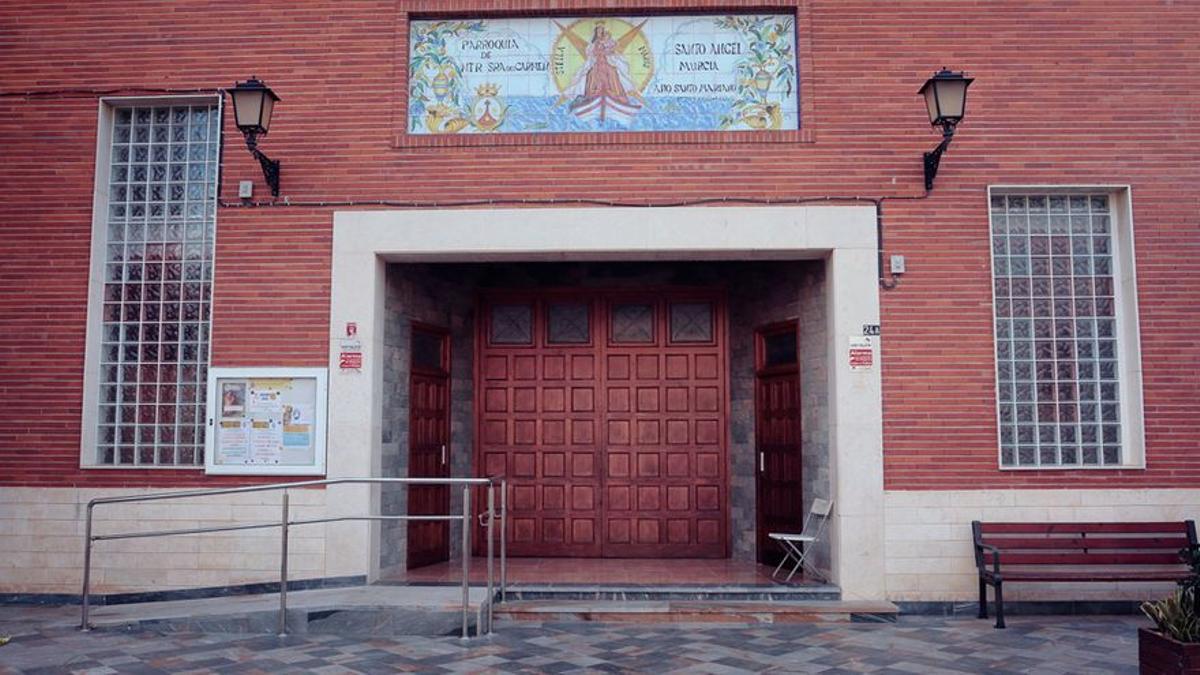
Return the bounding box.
[476,289,728,558]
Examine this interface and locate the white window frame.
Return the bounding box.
[987,185,1145,470]
[79,94,223,469]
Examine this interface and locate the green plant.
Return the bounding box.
[1142,589,1200,643]
[1181,544,1200,617]
[1141,545,1200,643]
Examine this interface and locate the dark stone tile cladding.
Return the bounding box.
[382,264,478,573]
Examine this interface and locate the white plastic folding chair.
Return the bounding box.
[768,498,833,583]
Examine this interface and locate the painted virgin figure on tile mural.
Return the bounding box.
[555,20,650,125]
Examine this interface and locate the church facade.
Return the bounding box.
[1,0,1197,605]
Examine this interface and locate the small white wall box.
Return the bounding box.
[238,180,254,198]
[890,255,906,274]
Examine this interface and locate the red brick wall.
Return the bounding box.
[1,0,1197,489]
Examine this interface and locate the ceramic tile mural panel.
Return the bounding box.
[408,14,798,134]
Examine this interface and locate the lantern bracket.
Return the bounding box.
[242,130,280,198]
[922,123,956,192]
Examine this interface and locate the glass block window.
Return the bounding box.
[547,303,589,344]
[991,193,1123,468]
[669,302,714,343]
[96,103,219,466]
[490,304,533,344]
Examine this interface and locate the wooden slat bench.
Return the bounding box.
[972,520,1198,628]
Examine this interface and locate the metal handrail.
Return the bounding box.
[80,476,508,639]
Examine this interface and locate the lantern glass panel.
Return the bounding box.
[935,79,968,122]
[923,86,940,124]
[232,88,264,131]
[259,94,275,133]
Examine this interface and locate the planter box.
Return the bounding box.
[1139,628,1200,674]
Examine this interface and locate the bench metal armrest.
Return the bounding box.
[975,542,1002,578]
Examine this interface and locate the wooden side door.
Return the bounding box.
[755,321,804,565]
[407,323,451,569]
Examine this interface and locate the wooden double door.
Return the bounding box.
[477,291,728,558]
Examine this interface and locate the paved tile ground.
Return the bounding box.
[0,605,1142,673]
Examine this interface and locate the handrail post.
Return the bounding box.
[278,491,289,636]
[80,502,94,631]
[461,485,470,640]
[500,479,507,603]
[486,482,494,635]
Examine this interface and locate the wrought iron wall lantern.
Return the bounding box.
[919,68,973,191]
[229,77,281,197]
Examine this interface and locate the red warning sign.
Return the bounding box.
[848,336,874,370]
[338,338,363,371]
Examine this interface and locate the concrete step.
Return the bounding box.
[64,583,867,637]
[502,583,841,602]
[495,599,899,624]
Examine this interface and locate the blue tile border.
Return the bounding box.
[850,612,899,623]
[896,599,1146,617]
[0,575,367,607]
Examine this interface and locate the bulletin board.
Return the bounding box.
[204,367,328,475]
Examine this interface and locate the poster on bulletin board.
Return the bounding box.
[205,367,328,475]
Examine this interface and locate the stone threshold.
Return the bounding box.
[501,583,841,602]
[495,599,899,624]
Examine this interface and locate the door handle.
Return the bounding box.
[759,451,765,473]
[441,444,447,466]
